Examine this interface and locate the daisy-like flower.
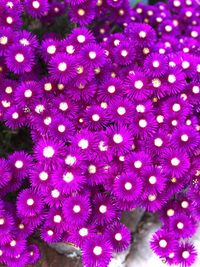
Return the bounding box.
[113,41,136,66]
[92,193,117,226]
[159,199,179,222]
[82,235,112,267]
[4,234,27,258]
[40,223,62,243]
[5,44,35,74]
[97,77,124,102]
[69,27,95,49]
[161,149,190,178]
[16,188,44,218]
[163,67,186,96]
[107,98,134,125]
[41,38,59,63]
[0,159,11,188]
[68,80,97,102]
[144,52,168,77]
[63,194,91,227]
[27,244,40,265]
[43,186,66,209]
[141,166,167,195]
[168,214,197,239]
[150,229,178,257]
[16,30,39,50]
[0,27,15,56]
[24,0,49,18]
[14,218,34,238]
[113,172,143,202]
[0,210,14,234]
[4,105,26,129]
[68,224,95,247]
[49,115,75,142]
[45,208,66,233]
[8,151,33,180]
[49,53,77,84]
[171,125,200,153]
[34,138,66,169]
[106,123,134,155]
[69,1,96,26]
[14,81,41,109]
[83,105,109,131]
[52,166,85,195]
[125,71,152,101]
[125,151,152,175]
[131,112,158,138]
[5,250,29,267]
[125,22,156,47]
[29,164,52,192]
[106,222,131,253]
[79,43,106,68]
[175,242,197,267]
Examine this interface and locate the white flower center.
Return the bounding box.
[181,134,189,142]
[139,31,146,38]
[171,157,180,166]
[32,0,40,9]
[152,78,161,88]
[24,89,32,98]
[154,138,163,147]
[172,119,178,126]
[148,194,156,201]
[15,53,24,63]
[168,74,176,83]
[78,139,89,149]
[66,45,75,54]
[117,106,126,115]
[113,134,123,144]
[92,114,100,121]
[149,176,157,184]
[139,119,147,128]
[73,205,81,213]
[0,250,2,256]
[65,155,76,166]
[152,60,160,68]
[172,103,181,112]
[79,228,88,237]
[174,0,181,7]
[115,233,122,241]
[15,160,23,168]
[192,86,200,94]
[6,16,13,24]
[10,240,16,247]
[20,38,30,46]
[182,251,190,259]
[5,86,12,94]
[0,218,5,225]
[99,205,107,213]
[54,215,62,223]
[125,182,132,190]
[159,239,167,248]
[136,104,145,113]
[58,125,65,133]
[89,51,96,59]
[108,85,116,93]
[98,141,108,152]
[181,201,189,208]
[35,104,45,114]
[47,45,56,55]
[19,223,25,229]
[59,102,68,111]
[134,160,142,168]
[48,230,53,236]
[177,222,184,229]
[182,61,190,69]
[43,146,55,158]
[58,62,67,72]
[167,209,175,217]
[63,172,74,183]
[77,35,86,43]
[121,50,128,57]
[88,164,96,174]
[93,246,102,256]
[134,80,143,89]
[165,25,172,32]
[39,171,49,181]
[51,189,60,198]
[0,36,8,45]
[27,198,34,206]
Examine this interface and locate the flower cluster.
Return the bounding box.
[0,0,200,267]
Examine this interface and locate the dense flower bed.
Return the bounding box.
[0,0,200,266]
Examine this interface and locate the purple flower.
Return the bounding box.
[24,0,49,18]
[175,242,197,267]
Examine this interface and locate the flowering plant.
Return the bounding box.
[0,0,200,267]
